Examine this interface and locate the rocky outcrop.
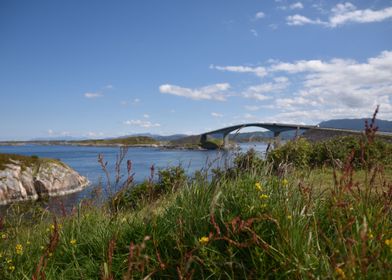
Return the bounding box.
[0,159,89,205]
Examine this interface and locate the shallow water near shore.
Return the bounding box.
[0,143,267,210]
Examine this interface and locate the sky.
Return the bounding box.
[1,0,392,140]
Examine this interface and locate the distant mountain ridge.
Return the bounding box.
[318,118,392,132]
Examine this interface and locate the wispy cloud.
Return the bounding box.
[211,112,223,118]
[123,120,161,128]
[287,2,392,27]
[84,92,103,98]
[159,83,230,101]
[254,11,265,19]
[290,2,304,10]
[250,29,258,37]
[211,64,267,77]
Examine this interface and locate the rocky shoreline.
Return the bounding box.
[0,156,89,205]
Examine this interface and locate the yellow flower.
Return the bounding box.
[6,258,12,264]
[335,267,346,279]
[70,239,77,246]
[385,238,392,251]
[255,182,262,191]
[8,265,15,272]
[49,253,53,257]
[40,246,45,250]
[1,233,6,239]
[26,241,31,245]
[261,204,267,208]
[50,224,55,231]
[15,244,23,255]
[259,194,269,200]
[282,179,288,187]
[368,230,374,240]
[198,236,209,245]
[287,215,292,220]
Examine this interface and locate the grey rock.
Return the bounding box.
[0,160,89,205]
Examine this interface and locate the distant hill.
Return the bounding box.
[123,133,188,142]
[318,118,392,132]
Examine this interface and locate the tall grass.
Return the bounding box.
[1,113,391,279]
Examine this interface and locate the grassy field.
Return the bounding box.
[1,134,391,279]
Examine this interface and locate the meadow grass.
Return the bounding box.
[1,117,392,279]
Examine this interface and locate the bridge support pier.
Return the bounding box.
[223,133,230,149]
[273,131,281,148]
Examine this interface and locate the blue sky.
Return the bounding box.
[1,0,391,140]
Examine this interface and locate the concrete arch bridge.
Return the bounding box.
[200,123,317,149]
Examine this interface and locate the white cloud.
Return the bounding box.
[123,120,161,128]
[84,92,103,98]
[211,64,267,77]
[286,14,326,26]
[255,11,265,19]
[105,84,113,89]
[250,29,258,37]
[143,114,150,118]
[287,2,392,27]
[329,3,392,27]
[268,50,392,120]
[244,105,261,111]
[290,2,304,10]
[211,112,223,118]
[243,76,290,101]
[86,131,104,138]
[212,50,392,123]
[159,83,230,101]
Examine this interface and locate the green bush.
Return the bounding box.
[267,136,392,169]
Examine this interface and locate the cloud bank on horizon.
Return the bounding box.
[161,50,392,123]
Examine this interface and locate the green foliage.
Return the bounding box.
[0,153,42,170]
[111,166,187,210]
[75,136,157,146]
[268,136,392,169]
[234,148,264,171]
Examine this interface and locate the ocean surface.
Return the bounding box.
[0,143,268,208]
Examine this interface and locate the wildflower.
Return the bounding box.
[255,182,262,191]
[282,178,288,187]
[70,239,77,246]
[49,253,53,257]
[40,246,45,250]
[58,224,63,230]
[15,244,23,255]
[335,267,346,279]
[8,265,15,272]
[198,236,209,245]
[1,233,6,239]
[368,230,374,240]
[6,258,12,264]
[259,194,269,200]
[287,215,292,220]
[50,224,55,231]
[385,238,392,251]
[261,204,267,208]
[26,241,31,245]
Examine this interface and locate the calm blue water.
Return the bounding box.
[0,143,267,208]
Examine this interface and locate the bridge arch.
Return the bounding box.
[200,123,316,149]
